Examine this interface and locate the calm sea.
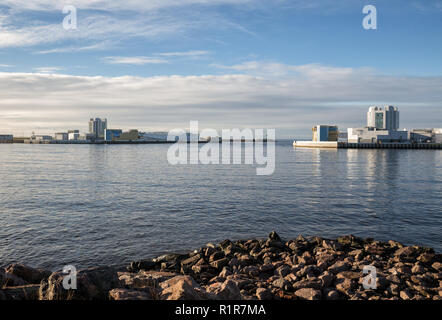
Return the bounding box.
[0,142,441,270]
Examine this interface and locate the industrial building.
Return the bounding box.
[312,125,339,142]
[347,127,408,143]
[105,129,139,142]
[0,134,13,143]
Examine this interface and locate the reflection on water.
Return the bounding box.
[0,142,441,269]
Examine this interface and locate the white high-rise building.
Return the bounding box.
[367,106,399,131]
[88,118,107,139]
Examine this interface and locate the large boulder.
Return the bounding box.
[39,266,120,300]
[206,280,242,300]
[5,264,51,284]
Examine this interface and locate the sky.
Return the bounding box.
[0,0,441,138]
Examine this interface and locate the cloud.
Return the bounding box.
[33,67,63,73]
[0,63,441,137]
[35,41,113,54]
[155,50,210,57]
[0,1,259,49]
[102,56,169,65]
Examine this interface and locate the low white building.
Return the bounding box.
[348,127,408,143]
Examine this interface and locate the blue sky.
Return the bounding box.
[0,0,442,137]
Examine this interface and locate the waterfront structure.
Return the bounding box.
[410,128,442,143]
[0,134,13,143]
[88,118,107,140]
[54,132,68,141]
[139,132,169,142]
[312,125,339,142]
[105,129,123,141]
[367,106,399,130]
[68,130,80,141]
[347,127,408,143]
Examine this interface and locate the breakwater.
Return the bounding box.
[1,232,441,300]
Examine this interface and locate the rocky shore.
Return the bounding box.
[1,232,441,300]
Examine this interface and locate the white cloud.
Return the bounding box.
[102,56,169,65]
[33,67,63,73]
[0,63,441,137]
[155,50,210,57]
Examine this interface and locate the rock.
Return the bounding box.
[181,254,201,267]
[432,262,442,271]
[272,278,291,291]
[256,287,273,300]
[399,289,414,300]
[118,271,177,289]
[299,252,315,265]
[209,251,225,263]
[319,272,335,288]
[129,259,156,271]
[39,266,120,300]
[1,285,41,300]
[294,288,322,300]
[322,240,342,251]
[417,253,435,264]
[335,278,357,295]
[274,265,291,277]
[412,264,426,274]
[337,235,363,248]
[388,283,400,296]
[336,271,361,280]
[269,231,282,243]
[324,288,340,300]
[109,288,157,300]
[328,261,350,274]
[206,279,241,300]
[153,253,189,264]
[394,247,419,262]
[160,275,211,300]
[210,258,229,270]
[291,279,323,291]
[243,266,259,277]
[4,264,51,284]
[0,270,27,287]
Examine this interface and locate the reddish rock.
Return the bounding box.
[294,288,322,300]
[160,275,211,300]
